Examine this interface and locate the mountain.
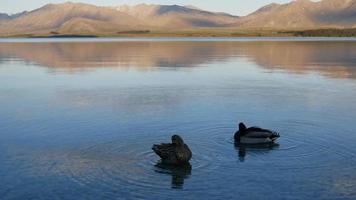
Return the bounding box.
[0,2,238,36]
[235,0,356,29]
[0,2,146,35]
[0,13,10,21]
[0,11,27,22]
[1,0,356,36]
[113,4,238,28]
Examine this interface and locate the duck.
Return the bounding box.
[152,135,192,165]
[234,122,280,144]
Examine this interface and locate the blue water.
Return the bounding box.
[0,39,356,200]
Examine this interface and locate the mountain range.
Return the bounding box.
[1,0,356,36]
[235,0,356,28]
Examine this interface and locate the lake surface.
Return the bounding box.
[0,38,356,200]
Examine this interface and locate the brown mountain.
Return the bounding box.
[114,4,238,28]
[0,2,146,36]
[1,0,356,36]
[235,0,356,29]
[0,2,238,36]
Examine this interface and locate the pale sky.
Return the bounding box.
[0,0,300,16]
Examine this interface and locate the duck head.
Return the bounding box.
[235,123,247,142]
[172,135,184,146]
[239,122,247,131]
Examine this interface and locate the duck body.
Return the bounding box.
[234,122,280,144]
[152,135,192,165]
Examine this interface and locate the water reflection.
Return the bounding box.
[235,143,280,162]
[154,162,192,189]
[1,41,356,79]
[1,40,356,199]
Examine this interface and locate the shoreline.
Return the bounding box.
[1,35,356,39]
[1,28,356,38]
[1,37,356,43]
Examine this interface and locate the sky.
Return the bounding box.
[1,0,296,16]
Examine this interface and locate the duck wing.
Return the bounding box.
[246,127,279,139]
[175,144,192,163]
[247,127,273,133]
[152,143,175,160]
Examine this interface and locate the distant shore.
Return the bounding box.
[2,28,356,38]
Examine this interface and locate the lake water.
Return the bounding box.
[0,38,356,200]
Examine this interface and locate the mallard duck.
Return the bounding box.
[152,135,192,165]
[234,122,280,144]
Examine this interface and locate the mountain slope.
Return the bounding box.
[113,4,239,28]
[1,0,356,36]
[0,3,238,35]
[0,13,10,21]
[0,12,27,22]
[0,2,146,35]
[235,0,356,29]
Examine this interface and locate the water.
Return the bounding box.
[0,38,356,200]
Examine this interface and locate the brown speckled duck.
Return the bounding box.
[152,135,192,165]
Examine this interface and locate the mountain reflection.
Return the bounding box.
[0,41,356,79]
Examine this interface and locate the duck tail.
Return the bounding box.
[152,144,162,155]
[270,132,280,139]
[152,144,172,159]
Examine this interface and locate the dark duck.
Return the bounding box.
[234,122,280,144]
[152,135,192,165]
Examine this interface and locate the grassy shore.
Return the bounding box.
[3,28,356,38]
[281,28,356,37]
[2,30,294,38]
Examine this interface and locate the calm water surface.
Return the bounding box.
[0,38,356,200]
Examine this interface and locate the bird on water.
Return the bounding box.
[152,135,192,165]
[234,122,280,144]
